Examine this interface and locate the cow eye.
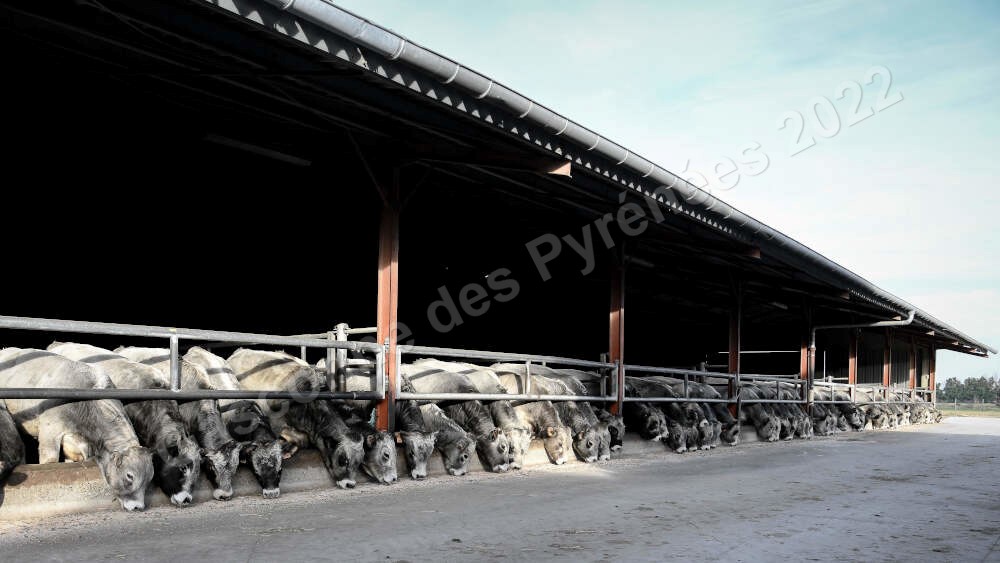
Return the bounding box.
[382,452,391,462]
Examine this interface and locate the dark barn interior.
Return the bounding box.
[0,0,983,386]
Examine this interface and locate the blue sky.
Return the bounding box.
[335,0,1000,381]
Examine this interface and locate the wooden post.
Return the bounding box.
[375,170,400,432]
[908,336,917,390]
[882,328,891,387]
[848,329,858,385]
[728,280,742,417]
[800,303,812,381]
[609,249,625,415]
[929,345,937,402]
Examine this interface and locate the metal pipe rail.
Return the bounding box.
[0,389,381,401]
[0,314,387,401]
[0,316,383,353]
[395,345,618,403]
[397,344,613,370]
[622,364,738,404]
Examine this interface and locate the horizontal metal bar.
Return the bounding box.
[624,364,737,380]
[396,392,614,402]
[0,315,382,352]
[397,345,613,370]
[345,326,377,335]
[715,350,800,354]
[622,397,734,404]
[0,388,382,401]
[737,399,807,404]
[740,374,804,383]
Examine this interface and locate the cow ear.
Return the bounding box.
[115,451,124,469]
[545,427,557,438]
[166,441,179,458]
[489,428,500,441]
[365,434,377,448]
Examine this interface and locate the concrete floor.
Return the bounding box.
[1,417,998,562]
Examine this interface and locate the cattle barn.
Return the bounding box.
[0,1,993,445]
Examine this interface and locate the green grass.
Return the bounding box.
[939,403,1000,418]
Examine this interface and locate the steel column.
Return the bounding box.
[609,248,625,415]
[375,169,400,432]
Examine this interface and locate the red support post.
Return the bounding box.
[908,336,917,390]
[375,172,400,432]
[728,280,742,417]
[608,250,625,415]
[882,328,892,388]
[848,329,858,385]
[929,345,937,402]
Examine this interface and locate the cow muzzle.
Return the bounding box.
[410,469,427,480]
[213,488,234,501]
[335,478,356,489]
[262,488,281,499]
[171,491,193,506]
[120,498,145,512]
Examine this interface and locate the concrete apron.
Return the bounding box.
[0,422,784,520]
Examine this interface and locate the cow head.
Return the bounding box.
[241,439,287,498]
[721,421,740,446]
[595,422,612,461]
[320,433,364,489]
[696,419,716,450]
[476,427,511,473]
[441,435,476,476]
[632,404,667,442]
[661,420,687,453]
[570,426,599,463]
[541,426,568,465]
[361,431,398,485]
[797,416,815,438]
[400,430,437,479]
[601,413,625,452]
[504,427,532,470]
[157,435,202,506]
[200,440,242,501]
[758,416,780,442]
[98,446,154,512]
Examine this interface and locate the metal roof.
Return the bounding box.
[207,0,993,356]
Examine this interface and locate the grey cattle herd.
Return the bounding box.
[0,343,942,512]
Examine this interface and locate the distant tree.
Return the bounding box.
[937,375,999,402]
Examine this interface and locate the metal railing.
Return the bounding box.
[0,315,385,402]
[395,344,618,403]
[621,364,736,404]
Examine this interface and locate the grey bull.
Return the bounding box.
[394,378,438,479]
[48,342,201,506]
[401,365,510,473]
[419,403,477,476]
[0,348,154,511]
[408,359,528,469]
[115,346,244,501]
[0,399,24,483]
[227,349,366,489]
[184,346,288,498]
